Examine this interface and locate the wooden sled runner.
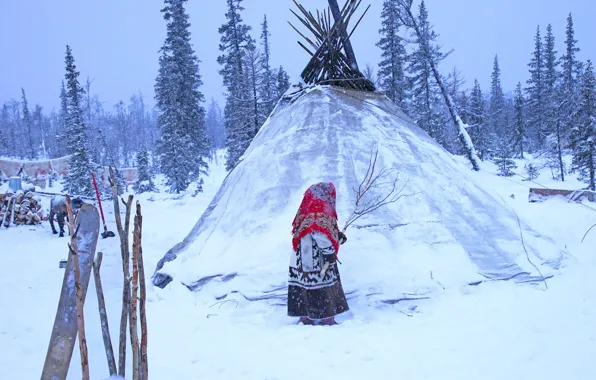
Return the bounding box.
[41,203,100,380]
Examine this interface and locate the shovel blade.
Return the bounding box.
[101,230,116,238]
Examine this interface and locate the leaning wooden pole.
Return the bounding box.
[93,251,118,376]
[41,203,99,380]
[328,0,359,70]
[137,202,149,379]
[130,201,142,380]
[109,166,134,377]
[66,194,90,380]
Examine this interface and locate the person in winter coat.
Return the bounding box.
[288,182,349,325]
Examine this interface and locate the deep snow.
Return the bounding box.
[1,153,596,379]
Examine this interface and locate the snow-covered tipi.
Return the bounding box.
[152,1,564,307]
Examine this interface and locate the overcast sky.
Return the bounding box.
[1,0,595,112]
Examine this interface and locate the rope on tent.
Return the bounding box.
[497,193,548,290]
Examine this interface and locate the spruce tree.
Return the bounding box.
[20,88,35,159]
[377,0,407,109]
[524,163,539,181]
[55,81,69,157]
[205,98,226,154]
[561,14,581,99]
[447,68,465,113]
[406,1,446,146]
[468,79,490,160]
[275,66,291,100]
[543,23,559,136]
[2,102,19,158]
[133,148,156,194]
[259,15,276,119]
[543,24,565,180]
[525,26,545,151]
[33,105,48,159]
[458,90,470,125]
[560,14,581,164]
[63,45,94,197]
[494,140,517,177]
[244,41,263,134]
[570,60,596,190]
[154,0,209,193]
[512,82,526,158]
[489,55,505,145]
[218,0,255,171]
[0,105,9,157]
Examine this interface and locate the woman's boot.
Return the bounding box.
[298,316,315,325]
[320,317,337,325]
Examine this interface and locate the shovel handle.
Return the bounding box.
[90,172,107,226]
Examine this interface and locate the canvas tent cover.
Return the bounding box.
[152,86,564,304]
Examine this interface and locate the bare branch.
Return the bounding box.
[582,223,596,243]
[343,148,410,232]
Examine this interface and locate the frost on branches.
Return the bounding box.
[62,45,97,197]
[154,0,209,194]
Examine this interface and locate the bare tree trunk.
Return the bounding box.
[109,166,134,377]
[397,0,481,171]
[130,201,142,380]
[93,251,117,376]
[65,194,90,380]
[430,63,481,171]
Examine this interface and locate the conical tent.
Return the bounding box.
[152,0,564,305]
[152,86,564,305]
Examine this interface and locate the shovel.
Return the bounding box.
[90,171,116,238]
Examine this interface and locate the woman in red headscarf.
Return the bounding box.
[288,182,349,325]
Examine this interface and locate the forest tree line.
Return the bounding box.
[1,0,595,193]
[374,0,595,190]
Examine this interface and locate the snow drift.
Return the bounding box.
[152,86,565,304]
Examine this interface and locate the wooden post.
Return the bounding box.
[109,166,134,377]
[93,251,118,376]
[137,203,149,379]
[130,201,142,380]
[328,0,359,70]
[66,194,90,380]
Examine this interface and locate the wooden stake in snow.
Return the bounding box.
[109,166,134,377]
[93,251,117,376]
[130,201,142,380]
[137,202,149,379]
[65,194,90,380]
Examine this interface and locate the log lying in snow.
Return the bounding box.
[529,188,596,203]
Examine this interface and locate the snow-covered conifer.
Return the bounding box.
[154,0,209,193]
[377,0,407,109]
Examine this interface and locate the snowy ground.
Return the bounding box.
[1,152,596,379]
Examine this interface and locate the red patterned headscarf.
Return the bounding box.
[291,182,341,253]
